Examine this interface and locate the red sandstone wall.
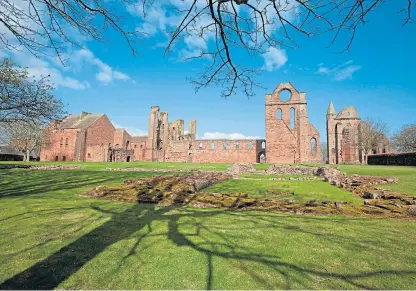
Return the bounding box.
[85,145,109,162]
[40,128,79,161]
[114,129,132,149]
[84,115,115,161]
[131,141,147,161]
[266,83,321,164]
[164,139,264,163]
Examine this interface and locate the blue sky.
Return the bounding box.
[2,1,415,141]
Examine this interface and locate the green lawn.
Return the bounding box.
[240,173,317,179]
[1,169,416,289]
[202,179,362,204]
[0,161,231,171]
[335,164,416,196]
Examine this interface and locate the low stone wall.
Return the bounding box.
[368,152,416,166]
[266,164,318,175]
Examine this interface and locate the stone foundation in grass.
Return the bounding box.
[85,168,415,220]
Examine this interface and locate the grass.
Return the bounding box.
[0,161,231,171]
[1,169,416,289]
[240,173,317,179]
[202,179,363,204]
[335,164,416,196]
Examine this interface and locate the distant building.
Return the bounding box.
[40,112,138,162]
[326,102,394,164]
[0,146,39,161]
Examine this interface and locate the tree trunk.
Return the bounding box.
[26,150,30,162]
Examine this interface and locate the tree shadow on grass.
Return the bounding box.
[1,203,415,290]
[0,170,163,198]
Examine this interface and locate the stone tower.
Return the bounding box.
[326,101,337,164]
[326,103,362,164]
[265,82,321,164]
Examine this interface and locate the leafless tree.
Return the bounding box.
[392,124,416,152]
[142,0,416,96]
[0,0,141,63]
[0,58,65,124]
[357,117,388,163]
[7,120,51,161]
[1,1,415,96]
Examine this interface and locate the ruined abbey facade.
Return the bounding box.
[42,82,393,164]
[326,102,394,164]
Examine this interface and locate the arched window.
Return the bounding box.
[261,141,266,149]
[224,141,228,149]
[199,142,203,149]
[310,138,317,153]
[276,108,282,120]
[60,137,63,146]
[290,108,295,129]
[211,141,215,149]
[248,141,253,149]
[65,137,68,146]
[126,140,130,150]
[234,141,240,149]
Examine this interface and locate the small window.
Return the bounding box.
[55,156,59,161]
[134,144,137,148]
[88,153,91,158]
[276,108,282,120]
[60,137,63,147]
[224,142,228,149]
[382,148,386,153]
[248,141,253,150]
[65,138,68,146]
[199,142,203,149]
[62,156,66,161]
[234,141,240,149]
[261,141,266,149]
[211,141,215,149]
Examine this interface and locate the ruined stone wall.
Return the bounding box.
[40,128,79,161]
[131,139,147,161]
[109,148,134,162]
[164,139,264,163]
[305,122,322,163]
[265,83,321,164]
[113,129,132,150]
[145,106,159,161]
[327,104,362,164]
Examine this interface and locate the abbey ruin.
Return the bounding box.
[40,82,391,164]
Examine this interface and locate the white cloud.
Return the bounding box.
[73,49,131,83]
[262,47,288,72]
[5,50,89,90]
[201,132,261,140]
[317,61,361,81]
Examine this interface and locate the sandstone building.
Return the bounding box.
[265,83,322,164]
[326,102,393,164]
[41,82,324,163]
